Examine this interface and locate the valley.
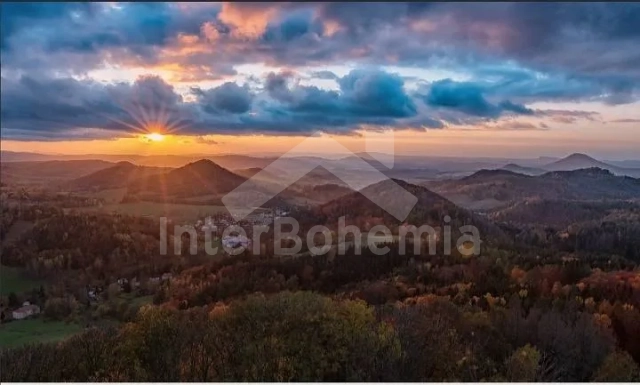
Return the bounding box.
[2,150,640,382]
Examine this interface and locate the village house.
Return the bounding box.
[222,235,251,249]
[85,285,104,302]
[12,302,41,320]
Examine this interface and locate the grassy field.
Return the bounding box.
[116,292,153,308]
[0,318,83,349]
[0,266,44,296]
[68,201,270,223]
[77,188,128,203]
[68,202,231,222]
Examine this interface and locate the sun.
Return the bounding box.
[144,133,165,142]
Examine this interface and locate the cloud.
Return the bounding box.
[3,3,639,86]
[1,2,639,140]
[0,74,184,137]
[536,109,601,124]
[422,79,532,118]
[1,3,221,54]
[488,121,547,131]
[337,69,417,118]
[2,66,614,140]
[0,3,96,50]
[261,8,324,43]
[192,82,253,114]
[0,69,430,139]
[195,136,219,145]
[310,70,339,80]
[609,118,640,124]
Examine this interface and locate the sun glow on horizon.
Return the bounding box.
[144,133,165,142]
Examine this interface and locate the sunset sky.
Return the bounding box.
[1,2,639,159]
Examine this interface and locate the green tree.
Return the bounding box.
[43,297,78,320]
[119,305,184,381]
[505,344,540,382]
[592,350,640,382]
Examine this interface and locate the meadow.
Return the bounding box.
[0,318,83,348]
[67,202,232,223]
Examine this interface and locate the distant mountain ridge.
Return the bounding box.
[545,153,613,170]
[428,167,640,211]
[543,153,640,177]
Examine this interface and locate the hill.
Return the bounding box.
[65,162,171,191]
[544,153,615,171]
[460,169,530,181]
[428,167,640,211]
[220,167,359,211]
[542,168,640,199]
[126,159,249,202]
[489,199,640,228]
[0,151,61,162]
[500,163,546,176]
[300,179,504,242]
[272,167,349,188]
[544,153,640,177]
[428,170,543,210]
[233,167,280,182]
[278,183,355,206]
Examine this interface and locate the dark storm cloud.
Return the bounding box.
[2,2,638,78]
[0,2,223,74]
[256,69,421,130]
[0,70,431,139]
[0,3,96,49]
[1,3,221,54]
[261,8,324,43]
[192,83,253,114]
[0,75,187,136]
[337,70,417,118]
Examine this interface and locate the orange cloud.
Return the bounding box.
[323,19,342,37]
[218,2,280,39]
[201,21,223,42]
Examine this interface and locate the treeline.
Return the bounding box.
[1,211,180,282]
[501,220,640,262]
[491,199,640,261]
[2,291,639,382]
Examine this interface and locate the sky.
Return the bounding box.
[1,2,639,159]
